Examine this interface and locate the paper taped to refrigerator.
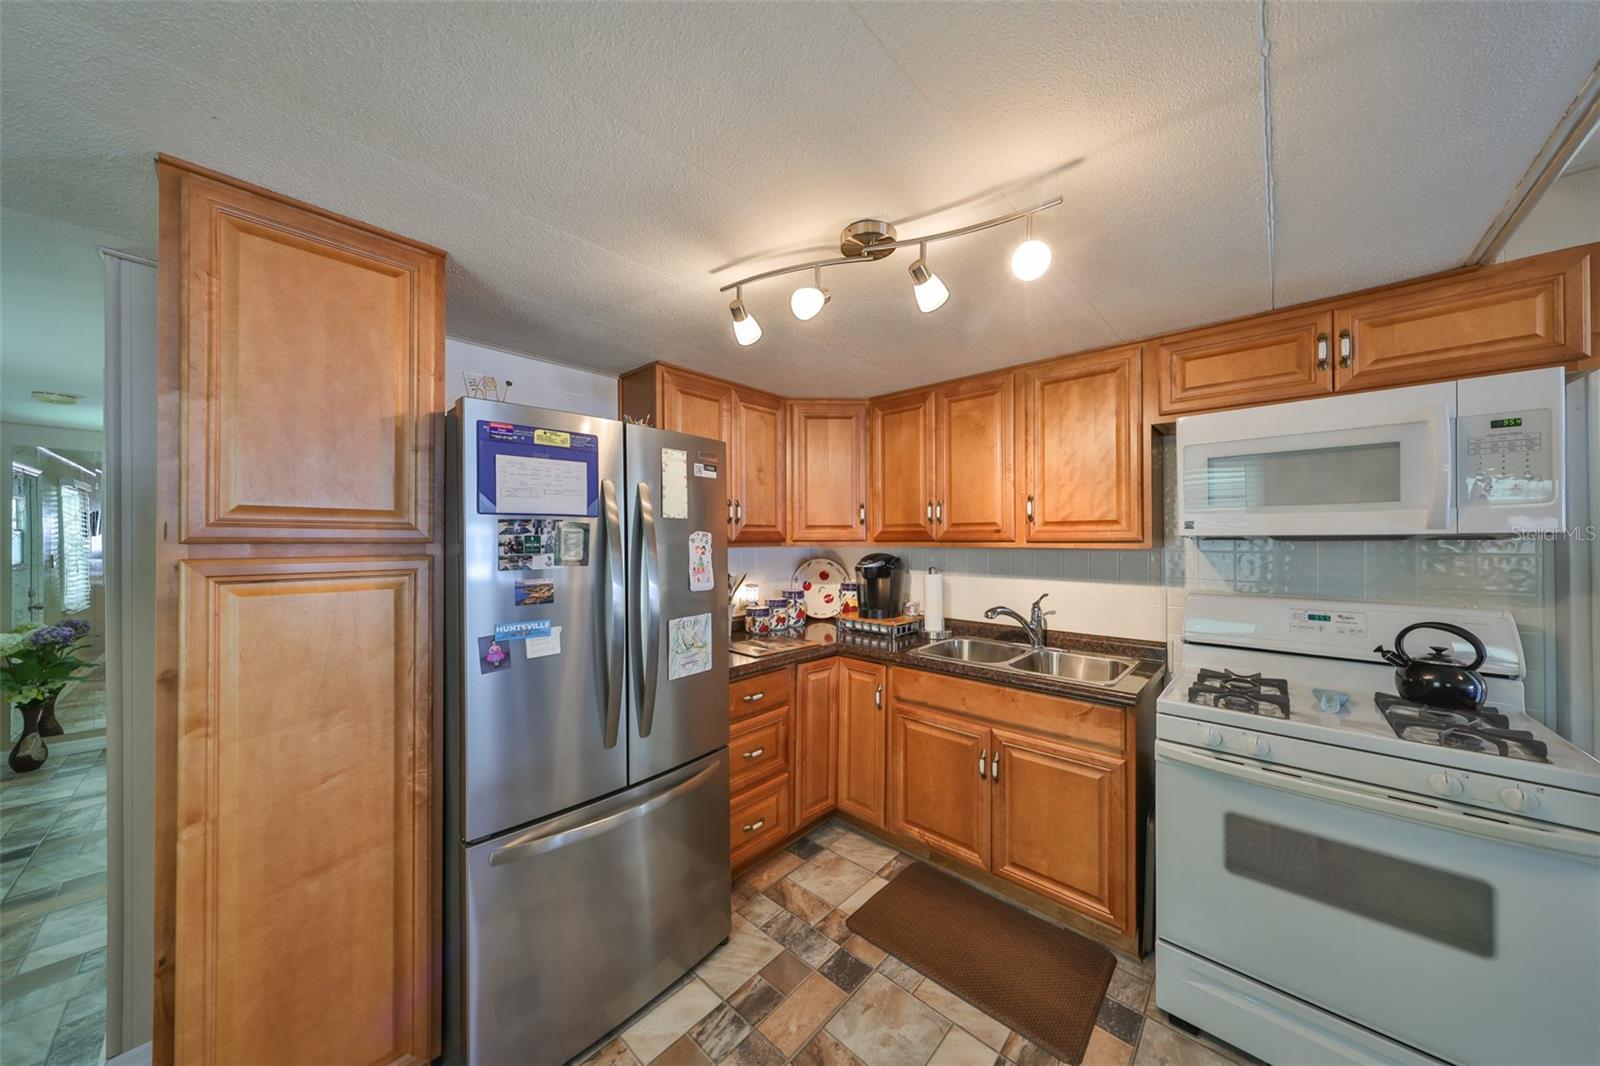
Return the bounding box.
[688,530,714,592]
[661,448,689,520]
[667,613,713,679]
[522,625,562,659]
[476,421,599,515]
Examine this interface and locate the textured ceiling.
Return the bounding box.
[2,2,1596,396]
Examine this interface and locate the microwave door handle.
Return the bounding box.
[600,478,624,749]
[1424,402,1453,532]
[1156,741,1600,863]
[634,481,663,738]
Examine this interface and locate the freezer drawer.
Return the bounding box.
[450,751,731,1066]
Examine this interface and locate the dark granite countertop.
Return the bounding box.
[729,618,1167,707]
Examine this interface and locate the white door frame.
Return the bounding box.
[102,248,156,1057]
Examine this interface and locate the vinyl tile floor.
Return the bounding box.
[1,670,108,1066]
[573,820,1259,1066]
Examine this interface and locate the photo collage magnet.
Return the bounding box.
[497,518,591,571]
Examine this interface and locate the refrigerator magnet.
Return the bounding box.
[477,635,511,674]
[494,619,551,643]
[661,448,689,520]
[688,531,714,591]
[514,579,555,606]
[522,625,562,659]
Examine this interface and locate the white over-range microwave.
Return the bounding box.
[1177,367,1566,537]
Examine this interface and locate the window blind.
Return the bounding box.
[60,482,90,613]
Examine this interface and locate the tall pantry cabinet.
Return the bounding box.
[154,157,444,1065]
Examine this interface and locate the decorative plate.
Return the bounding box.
[792,557,848,619]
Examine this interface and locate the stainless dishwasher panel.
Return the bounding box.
[452,750,731,1066]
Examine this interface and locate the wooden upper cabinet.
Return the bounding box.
[836,660,887,827]
[173,556,436,1063]
[1018,346,1146,545]
[888,701,990,868]
[933,373,1015,542]
[659,366,734,444]
[990,727,1129,933]
[171,164,443,542]
[1334,244,1595,392]
[789,400,868,542]
[1152,307,1335,417]
[732,389,786,543]
[868,390,935,543]
[793,660,839,825]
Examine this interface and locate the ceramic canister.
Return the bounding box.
[746,606,772,636]
[783,588,807,626]
[766,598,791,630]
[839,582,860,616]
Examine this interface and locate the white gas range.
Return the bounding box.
[1154,595,1600,1066]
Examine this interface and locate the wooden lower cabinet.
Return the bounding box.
[990,728,1127,930]
[888,702,990,868]
[793,660,839,824]
[836,660,887,827]
[731,772,792,869]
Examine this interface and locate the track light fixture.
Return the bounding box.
[790,265,830,321]
[1010,211,1052,282]
[729,285,762,346]
[908,242,949,314]
[717,196,1060,343]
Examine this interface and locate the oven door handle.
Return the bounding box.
[1157,741,1600,862]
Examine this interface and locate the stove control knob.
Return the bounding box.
[1202,727,1224,748]
[1426,772,1462,798]
[1242,732,1269,756]
[1498,786,1537,813]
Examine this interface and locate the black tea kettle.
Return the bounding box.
[1374,622,1489,711]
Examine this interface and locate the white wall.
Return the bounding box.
[445,337,615,418]
[1495,166,1600,261]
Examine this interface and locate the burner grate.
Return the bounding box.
[1375,693,1548,762]
[1189,668,1291,718]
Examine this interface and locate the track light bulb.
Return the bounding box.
[729,288,762,346]
[1010,213,1051,281]
[908,243,949,314]
[791,267,830,321]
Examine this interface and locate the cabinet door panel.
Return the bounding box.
[1335,247,1593,391]
[990,728,1127,931]
[177,172,441,542]
[793,661,838,824]
[733,389,786,543]
[934,374,1014,541]
[1019,346,1145,544]
[836,661,887,827]
[889,703,989,867]
[660,368,733,444]
[869,391,935,543]
[730,705,792,792]
[174,557,434,1064]
[1153,309,1334,416]
[789,401,868,542]
[731,773,792,870]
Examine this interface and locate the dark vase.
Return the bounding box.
[37,691,64,737]
[8,697,52,773]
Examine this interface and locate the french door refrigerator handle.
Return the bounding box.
[1156,740,1600,861]
[487,756,721,866]
[601,478,624,748]
[634,480,663,738]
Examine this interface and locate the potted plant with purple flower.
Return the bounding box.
[1,619,92,772]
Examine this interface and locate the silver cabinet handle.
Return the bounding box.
[1338,328,1353,369]
[978,748,988,780]
[991,750,1000,783]
[735,499,744,522]
[742,691,765,703]
[935,499,944,524]
[926,500,933,524]
[858,502,866,526]
[742,747,766,760]
[633,480,662,738]
[742,818,766,834]
[874,684,882,709]
[601,478,624,749]
[1316,332,1329,372]
[727,498,735,525]
[1025,495,1035,523]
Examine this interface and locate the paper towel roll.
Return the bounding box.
[924,567,945,637]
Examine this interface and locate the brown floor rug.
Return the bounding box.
[846,862,1116,1064]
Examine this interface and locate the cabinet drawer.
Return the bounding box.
[730,773,791,868]
[730,706,791,791]
[890,667,1126,753]
[730,668,790,721]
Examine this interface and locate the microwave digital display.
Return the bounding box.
[1489,417,1523,429]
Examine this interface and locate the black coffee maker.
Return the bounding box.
[854,553,905,618]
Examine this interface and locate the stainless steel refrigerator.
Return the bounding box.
[444,399,731,1065]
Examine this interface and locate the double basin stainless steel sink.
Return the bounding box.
[914,637,1139,686]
